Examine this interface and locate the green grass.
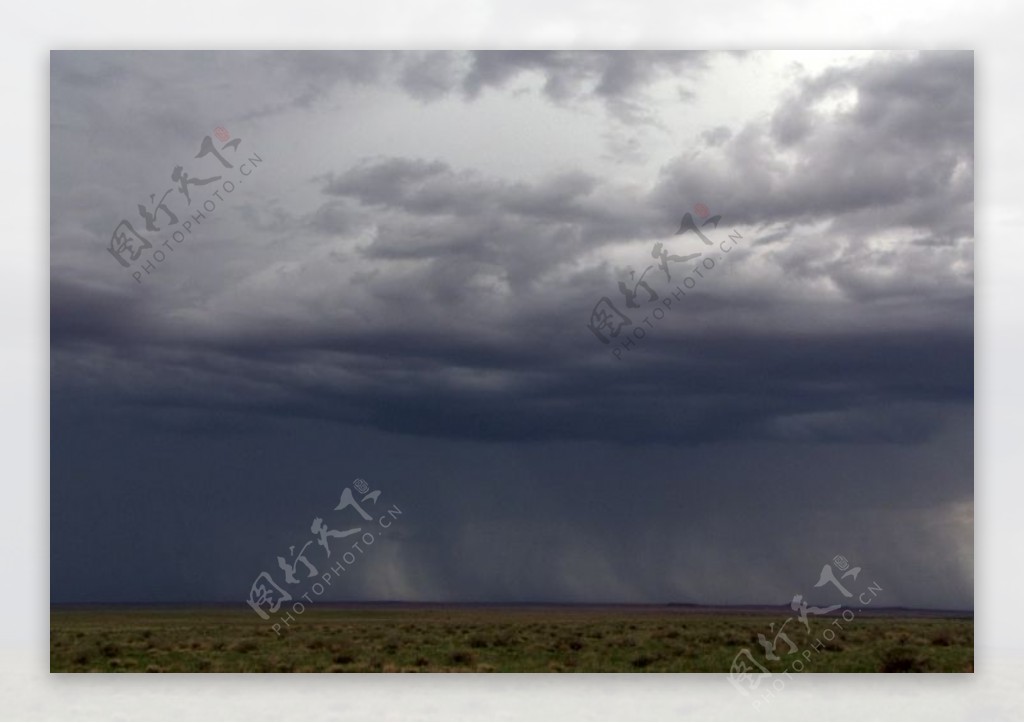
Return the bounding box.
[50,606,973,673]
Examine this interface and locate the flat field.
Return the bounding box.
[50,605,973,673]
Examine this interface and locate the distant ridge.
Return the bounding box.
[49,600,974,618]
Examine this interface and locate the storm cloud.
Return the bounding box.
[50,50,972,610]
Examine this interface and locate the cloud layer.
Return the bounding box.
[50,50,973,609]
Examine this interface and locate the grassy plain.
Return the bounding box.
[50,605,973,673]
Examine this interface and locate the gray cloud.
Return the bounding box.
[244,50,713,122]
[50,50,973,609]
[653,51,973,239]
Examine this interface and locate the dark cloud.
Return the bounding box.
[50,278,155,346]
[653,51,973,240]
[50,50,973,609]
[461,50,710,122]
[318,156,654,291]
[242,50,712,122]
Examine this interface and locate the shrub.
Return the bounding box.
[880,647,925,673]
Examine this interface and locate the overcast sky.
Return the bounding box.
[50,50,973,609]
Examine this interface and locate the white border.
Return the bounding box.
[7,0,1019,719]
